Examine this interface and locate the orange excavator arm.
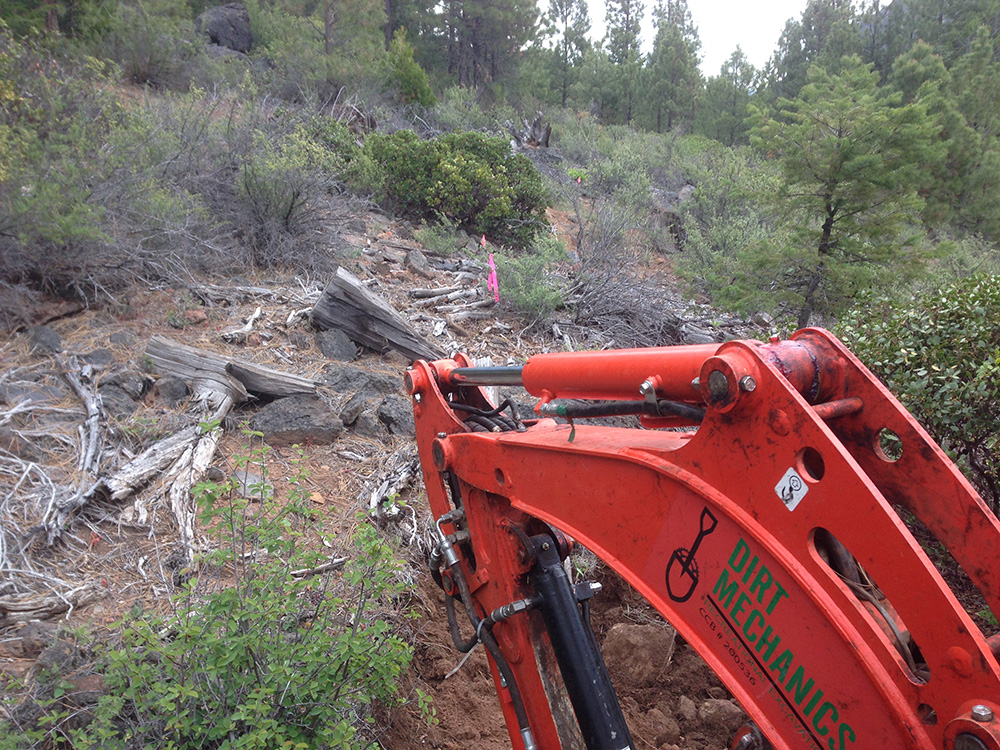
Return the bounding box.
[406,328,1000,750]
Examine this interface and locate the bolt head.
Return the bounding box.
[639,380,654,396]
[739,376,757,393]
[971,704,994,722]
[437,432,447,439]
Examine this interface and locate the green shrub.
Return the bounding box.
[103,0,202,90]
[307,116,381,194]
[497,232,566,320]
[232,118,345,266]
[387,28,435,106]
[838,274,1000,512]
[364,130,549,247]
[413,214,469,254]
[429,85,518,134]
[673,138,791,321]
[71,442,418,750]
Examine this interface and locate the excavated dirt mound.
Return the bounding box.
[383,564,744,750]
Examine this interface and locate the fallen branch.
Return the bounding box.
[416,289,480,308]
[450,309,495,322]
[58,359,101,476]
[100,425,201,502]
[220,306,263,344]
[409,286,463,299]
[167,396,233,565]
[436,299,494,314]
[290,557,348,579]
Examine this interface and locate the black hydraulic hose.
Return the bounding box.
[450,398,525,431]
[443,591,480,653]
[538,398,705,423]
[447,555,536,750]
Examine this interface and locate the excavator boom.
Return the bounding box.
[406,329,1000,750]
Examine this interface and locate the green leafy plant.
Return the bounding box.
[838,274,1000,512]
[496,232,567,321]
[69,440,418,749]
[413,214,469,255]
[363,129,549,247]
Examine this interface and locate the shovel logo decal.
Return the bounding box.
[665,506,718,603]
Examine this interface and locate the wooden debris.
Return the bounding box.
[414,289,480,308]
[146,335,316,401]
[189,282,288,305]
[311,267,444,362]
[290,556,348,579]
[0,581,106,627]
[286,307,312,328]
[365,446,419,518]
[221,306,263,343]
[167,396,233,565]
[510,113,551,148]
[436,299,493,314]
[450,309,494,322]
[409,286,463,299]
[100,426,201,503]
[39,359,104,543]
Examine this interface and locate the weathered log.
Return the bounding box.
[0,581,105,626]
[101,425,201,502]
[146,336,316,401]
[436,299,494,314]
[168,395,233,564]
[311,267,444,362]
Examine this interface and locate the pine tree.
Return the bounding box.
[603,0,644,123]
[545,0,591,106]
[694,48,756,145]
[748,56,942,326]
[764,0,862,101]
[641,0,701,132]
[442,0,538,88]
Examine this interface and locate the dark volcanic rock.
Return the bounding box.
[353,411,386,440]
[36,640,85,678]
[151,376,189,406]
[339,392,366,425]
[195,2,253,53]
[377,394,415,436]
[97,383,139,419]
[404,249,434,279]
[249,395,344,447]
[322,365,399,396]
[28,326,62,353]
[106,370,149,400]
[81,348,114,366]
[0,427,38,461]
[315,328,358,361]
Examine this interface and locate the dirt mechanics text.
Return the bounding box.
[709,537,857,750]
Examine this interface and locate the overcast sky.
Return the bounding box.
[584,0,809,75]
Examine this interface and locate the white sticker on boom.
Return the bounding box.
[775,467,808,510]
